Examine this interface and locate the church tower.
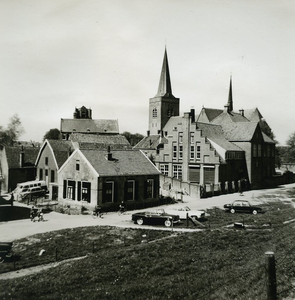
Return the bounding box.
[148,48,180,135]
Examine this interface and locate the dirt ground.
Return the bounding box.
[1,183,294,243]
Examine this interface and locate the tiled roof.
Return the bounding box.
[133,135,161,150]
[60,119,119,134]
[47,140,74,168]
[197,123,243,151]
[5,146,39,168]
[200,108,223,122]
[222,122,258,141]
[69,133,131,149]
[262,132,276,144]
[243,108,263,122]
[81,150,160,176]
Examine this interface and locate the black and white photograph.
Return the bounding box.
[1,1,295,299]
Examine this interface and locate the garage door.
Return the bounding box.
[204,168,215,184]
[189,167,200,183]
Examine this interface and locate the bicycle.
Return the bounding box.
[117,208,127,216]
[92,210,104,219]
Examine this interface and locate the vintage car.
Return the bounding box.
[224,200,262,215]
[132,211,180,227]
[157,206,208,220]
[0,242,13,263]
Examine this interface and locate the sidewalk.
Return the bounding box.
[1,183,295,243]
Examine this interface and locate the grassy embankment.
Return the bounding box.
[1,188,295,299]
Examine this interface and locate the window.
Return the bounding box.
[258,144,261,157]
[173,165,182,180]
[173,143,177,159]
[152,108,157,118]
[267,145,271,157]
[39,169,43,180]
[126,180,135,201]
[190,133,194,144]
[146,179,154,198]
[196,143,201,159]
[76,160,80,171]
[45,157,48,165]
[178,132,183,143]
[50,170,55,183]
[66,180,76,200]
[82,182,91,203]
[179,145,183,159]
[253,144,257,157]
[160,164,169,176]
[104,181,114,203]
[190,145,195,159]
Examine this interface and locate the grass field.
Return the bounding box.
[1,188,295,299]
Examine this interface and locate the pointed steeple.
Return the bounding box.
[227,76,233,112]
[155,48,174,98]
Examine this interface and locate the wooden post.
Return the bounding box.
[265,251,277,300]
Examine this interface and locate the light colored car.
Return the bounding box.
[156,206,208,220]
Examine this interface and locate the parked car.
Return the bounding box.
[19,187,47,200]
[224,200,262,215]
[132,211,180,227]
[156,207,208,220]
[0,242,13,262]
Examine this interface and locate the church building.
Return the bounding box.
[134,49,276,197]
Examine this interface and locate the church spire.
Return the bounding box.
[227,76,233,112]
[155,48,174,98]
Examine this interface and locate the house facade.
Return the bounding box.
[57,148,160,210]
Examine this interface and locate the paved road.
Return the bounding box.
[1,183,294,242]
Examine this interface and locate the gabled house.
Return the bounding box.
[35,134,131,200]
[0,145,39,192]
[57,148,160,210]
[35,139,74,200]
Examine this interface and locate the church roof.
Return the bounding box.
[222,122,258,141]
[198,108,223,122]
[60,119,119,134]
[154,48,175,98]
[69,133,132,150]
[197,122,243,151]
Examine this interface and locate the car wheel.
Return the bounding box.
[136,218,144,225]
[164,220,172,227]
[230,209,235,214]
[252,210,258,215]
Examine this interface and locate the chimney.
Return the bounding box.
[20,146,24,168]
[107,145,112,161]
[147,130,150,137]
[224,105,230,113]
[190,108,195,123]
[239,109,244,117]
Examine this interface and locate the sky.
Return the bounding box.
[0,0,294,145]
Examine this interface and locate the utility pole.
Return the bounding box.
[265,251,277,300]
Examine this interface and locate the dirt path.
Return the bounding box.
[0,255,87,280]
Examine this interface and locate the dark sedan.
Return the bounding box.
[224,200,262,215]
[132,211,180,227]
